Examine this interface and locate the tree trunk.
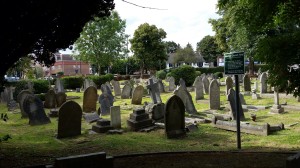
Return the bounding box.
[249,56,254,76]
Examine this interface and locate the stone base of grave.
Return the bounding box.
[145,103,165,121]
[48,109,59,117]
[270,105,284,114]
[92,119,113,133]
[127,108,154,131]
[166,129,186,139]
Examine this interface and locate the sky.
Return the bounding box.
[60,0,220,54]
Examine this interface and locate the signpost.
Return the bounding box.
[224,52,245,149]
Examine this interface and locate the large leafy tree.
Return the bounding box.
[165,41,181,54]
[1,0,114,88]
[174,43,196,64]
[130,23,167,77]
[74,11,128,75]
[196,35,222,64]
[212,0,300,96]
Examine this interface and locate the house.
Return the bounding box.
[217,55,224,67]
[46,53,91,76]
[165,53,206,69]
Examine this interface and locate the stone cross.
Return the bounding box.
[147,78,161,104]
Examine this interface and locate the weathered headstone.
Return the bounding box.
[202,76,209,94]
[56,92,67,107]
[243,74,251,93]
[227,88,245,120]
[157,79,165,93]
[55,78,65,93]
[17,90,33,118]
[121,83,132,99]
[209,79,220,110]
[23,94,51,125]
[127,108,153,131]
[26,81,34,93]
[131,85,144,105]
[44,89,57,108]
[101,84,114,100]
[270,87,284,113]
[167,76,176,91]
[83,112,99,123]
[147,78,162,104]
[57,101,82,138]
[165,95,186,139]
[260,72,268,94]
[7,86,17,111]
[239,93,246,105]
[82,86,98,113]
[110,106,121,129]
[145,102,165,121]
[225,76,233,95]
[99,92,114,116]
[174,79,197,114]
[111,80,121,96]
[193,76,204,100]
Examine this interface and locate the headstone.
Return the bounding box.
[99,93,114,116]
[55,78,65,93]
[121,83,132,99]
[57,101,82,138]
[202,76,209,94]
[105,81,112,91]
[82,86,98,113]
[17,90,33,118]
[253,81,258,90]
[165,95,186,139]
[111,80,121,96]
[83,112,100,123]
[92,119,114,133]
[7,86,17,111]
[157,79,165,93]
[56,92,67,107]
[239,93,246,105]
[145,102,165,121]
[147,78,162,104]
[260,72,268,94]
[168,76,176,91]
[26,81,34,92]
[23,94,51,125]
[174,79,197,114]
[110,106,121,129]
[44,89,57,108]
[127,108,153,131]
[243,74,251,93]
[270,87,284,113]
[101,84,114,101]
[131,85,144,105]
[225,76,233,95]
[209,79,220,110]
[193,76,204,100]
[227,88,245,120]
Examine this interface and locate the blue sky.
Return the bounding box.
[60,0,220,54]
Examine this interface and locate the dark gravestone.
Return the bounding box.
[44,89,57,108]
[83,86,98,113]
[243,74,251,92]
[225,76,233,95]
[174,79,197,114]
[99,93,114,116]
[227,88,245,121]
[23,95,51,125]
[165,95,186,139]
[92,119,114,133]
[127,108,153,131]
[209,79,220,110]
[131,85,144,105]
[56,92,67,107]
[17,90,32,118]
[57,101,82,139]
[260,72,268,94]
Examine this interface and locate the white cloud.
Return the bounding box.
[115,0,220,50]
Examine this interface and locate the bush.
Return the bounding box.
[32,79,49,94]
[168,65,197,87]
[214,72,224,79]
[253,64,268,73]
[156,70,167,80]
[86,73,114,88]
[61,76,84,89]
[35,93,46,101]
[196,67,224,74]
[195,71,201,77]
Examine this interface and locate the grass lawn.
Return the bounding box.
[1,79,300,167]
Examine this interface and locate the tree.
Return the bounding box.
[130,23,167,77]
[212,0,300,96]
[6,57,32,79]
[196,35,222,64]
[165,41,180,54]
[174,43,196,64]
[73,11,128,75]
[1,0,114,88]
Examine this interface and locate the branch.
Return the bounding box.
[121,0,167,10]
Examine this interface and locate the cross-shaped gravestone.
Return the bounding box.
[146,78,162,104]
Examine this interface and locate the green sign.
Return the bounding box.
[224,52,245,75]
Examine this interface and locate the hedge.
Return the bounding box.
[167,65,197,87]
[61,76,84,90]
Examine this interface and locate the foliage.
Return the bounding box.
[57,72,64,76]
[165,41,181,54]
[110,57,140,75]
[174,43,196,64]
[86,74,114,88]
[167,65,197,86]
[214,72,223,79]
[196,35,222,63]
[35,93,46,101]
[195,67,224,75]
[74,11,128,75]
[2,0,114,89]
[31,80,49,94]
[195,71,201,77]
[130,23,167,75]
[253,64,268,73]
[6,57,32,79]
[156,70,167,80]
[61,76,84,89]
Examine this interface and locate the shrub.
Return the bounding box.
[35,93,46,101]
[168,65,197,86]
[196,67,224,74]
[195,71,201,77]
[214,72,224,79]
[32,79,49,94]
[156,70,167,80]
[86,73,114,88]
[61,76,84,89]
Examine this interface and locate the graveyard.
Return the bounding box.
[0,75,300,168]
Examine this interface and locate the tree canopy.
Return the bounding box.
[165,41,181,54]
[73,11,128,75]
[211,0,300,96]
[130,23,167,76]
[1,0,114,86]
[174,43,197,64]
[196,35,222,63]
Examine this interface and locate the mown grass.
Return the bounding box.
[1,79,300,166]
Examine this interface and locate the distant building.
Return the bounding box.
[217,55,224,67]
[166,53,205,69]
[46,53,91,76]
